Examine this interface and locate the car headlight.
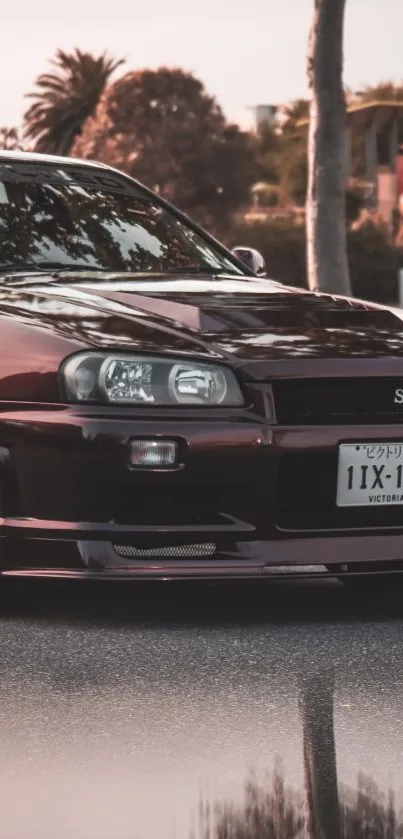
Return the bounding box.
[61,353,244,406]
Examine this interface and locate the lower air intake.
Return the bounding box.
[113,542,217,560]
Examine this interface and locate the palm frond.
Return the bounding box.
[23,48,124,154]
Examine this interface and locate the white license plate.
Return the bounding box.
[337,443,403,507]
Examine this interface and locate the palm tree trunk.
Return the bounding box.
[299,671,341,839]
[306,0,351,296]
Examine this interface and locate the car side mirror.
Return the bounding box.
[232,246,267,278]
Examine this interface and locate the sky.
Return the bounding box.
[1,0,402,131]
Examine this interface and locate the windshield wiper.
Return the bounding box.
[0,262,250,284]
[0,261,50,274]
[0,262,111,288]
[37,262,108,274]
[0,261,106,274]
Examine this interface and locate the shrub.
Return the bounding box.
[227,219,403,304]
[346,182,365,224]
[348,223,403,304]
[227,219,307,288]
[251,183,281,208]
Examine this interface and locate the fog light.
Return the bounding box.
[129,439,179,468]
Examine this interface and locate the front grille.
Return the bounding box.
[277,452,403,531]
[273,378,403,425]
[113,542,217,559]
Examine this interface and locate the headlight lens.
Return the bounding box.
[61,353,244,406]
[168,363,227,404]
[102,359,155,403]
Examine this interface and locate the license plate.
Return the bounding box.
[337,443,403,507]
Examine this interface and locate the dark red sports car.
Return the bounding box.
[1,150,403,583]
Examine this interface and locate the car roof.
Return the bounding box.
[0,150,106,169]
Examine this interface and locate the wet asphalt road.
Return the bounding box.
[0,577,403,839]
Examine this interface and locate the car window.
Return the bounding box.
[0,164,244,277]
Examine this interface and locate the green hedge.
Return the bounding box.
[227,220,403,305]
[348,226,403,304]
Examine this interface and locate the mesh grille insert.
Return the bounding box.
[113,542,217,559]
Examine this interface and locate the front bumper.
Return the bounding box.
[2,404,403,579]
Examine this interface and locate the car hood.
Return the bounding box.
[2,271,403,368]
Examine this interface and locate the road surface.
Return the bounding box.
[0,577,402,839]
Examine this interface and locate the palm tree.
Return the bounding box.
[306,0,351,295]
[279,99,310,135]
[0,127,24,150]
[23,49,124,156]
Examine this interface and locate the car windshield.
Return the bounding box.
[0,162,244,278]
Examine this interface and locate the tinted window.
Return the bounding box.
[0,163,244,277]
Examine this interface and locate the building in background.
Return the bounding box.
[249,104,278,132]
[244,100,403,232]
[347,101,403,227]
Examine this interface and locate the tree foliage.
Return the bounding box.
[23,49,124,155]
[192,764,403,839]
[254,121,281,185]
[278,136,309,207]
[6,49,403,292]
[73,68,257,231]
[194,763,305,839]
[355,81,403,103]
[254,102,310,207]
[227,218,403,304]
[0,127,24,150]
[279,98,310,134]
[252,82,403,216]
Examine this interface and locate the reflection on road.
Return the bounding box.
[194,763,400,839]
[194,666,399,839]
[0,578,402,838]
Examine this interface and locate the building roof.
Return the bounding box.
[297,100,403,130]
[347,100,403,129]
